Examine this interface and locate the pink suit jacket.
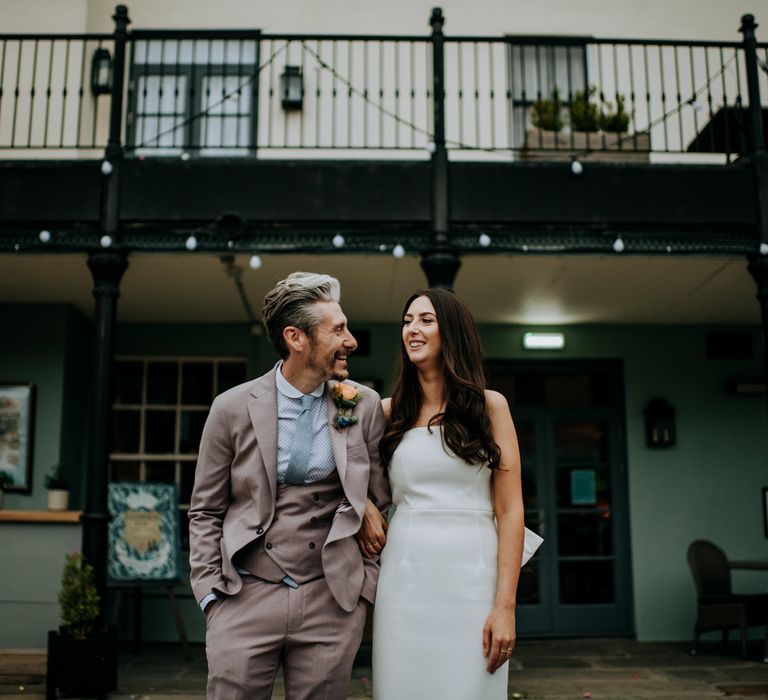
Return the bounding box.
[188,368,391,612]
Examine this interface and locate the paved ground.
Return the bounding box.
[1,638,767,699]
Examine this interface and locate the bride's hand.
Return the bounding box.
[482,604,516,673]
[356,497,388,558]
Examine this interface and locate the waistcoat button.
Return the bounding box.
[312,494,320,502]
[266,543,273,550]
[256,527,264,534]
[310,516,317,524]
[309,542,315,549]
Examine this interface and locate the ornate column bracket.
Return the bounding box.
[420,248,462,290]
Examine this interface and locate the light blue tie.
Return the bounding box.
[284,395,315,485]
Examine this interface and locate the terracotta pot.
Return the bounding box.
[47,489,69,511]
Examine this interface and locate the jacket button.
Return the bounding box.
[256,527,264,534]
[310,516,317,524]
[312,494,320,502]
[309,542,315,549]
[266,543,273,550]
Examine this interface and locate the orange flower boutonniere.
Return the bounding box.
[331,382,364,430]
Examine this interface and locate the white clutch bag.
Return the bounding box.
[522,527,543,567]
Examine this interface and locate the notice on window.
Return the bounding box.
[107,482,180,584]
[570,469,597,506]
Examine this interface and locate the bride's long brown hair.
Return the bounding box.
[379,289,501,469]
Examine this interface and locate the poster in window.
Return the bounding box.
[107,482,181,584]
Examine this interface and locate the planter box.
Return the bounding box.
[46,629,117,700]
[521,129,650,161]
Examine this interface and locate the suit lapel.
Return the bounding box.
[247,370,278,502]
[326,381,348,484]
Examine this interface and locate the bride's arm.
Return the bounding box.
[483,390,525,674]
[356,398,392,558]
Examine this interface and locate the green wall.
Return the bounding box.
[479,324,768,641]
[0,304,89,510]
[0,307,765,647]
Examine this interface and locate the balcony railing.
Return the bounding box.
[0,17,766,162]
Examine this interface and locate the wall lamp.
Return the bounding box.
[91,48,113,96]
[523,332,565,350]
[280,66,304,110]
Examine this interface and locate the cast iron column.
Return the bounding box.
[101,5,130,232]
[82,5,130,617]
[740,15,768,246]
[83,252,128,614]
[421,7,461,290]
[741,15,768,414]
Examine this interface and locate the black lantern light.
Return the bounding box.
[643,397,676,448]
[91,48,113,96]
[280,65,303,110]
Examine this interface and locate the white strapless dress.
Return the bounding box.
[372,427,507,699]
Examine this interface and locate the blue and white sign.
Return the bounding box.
[107,482,181,584]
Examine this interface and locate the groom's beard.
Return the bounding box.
[307,343,350,382]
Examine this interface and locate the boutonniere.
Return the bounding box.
[332,382,364,430]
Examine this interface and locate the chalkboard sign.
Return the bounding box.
[107,482,181,584]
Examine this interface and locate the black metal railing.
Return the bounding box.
[0,17,766,161]
[0,34,114,150]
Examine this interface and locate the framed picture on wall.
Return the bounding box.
[0,383,35,493]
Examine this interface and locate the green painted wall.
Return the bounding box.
[0,304,89,510]
[478,324,768,642]
[0,308,765,648]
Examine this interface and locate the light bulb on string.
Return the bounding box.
[760,242,768,256]
[478,233,492,247]
[332,234,346,249]
[185,235,198,251]
[570,159,583,175]
[392,244,405,259]
[612,237,625,253]
[101,160,113,175]
[39,230,51,243]
[249,254,263,270]
[100,234,113,248]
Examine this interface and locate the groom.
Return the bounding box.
[189,272,390,700]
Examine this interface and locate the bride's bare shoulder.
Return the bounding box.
[381,397,392,419]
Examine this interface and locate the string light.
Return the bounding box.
[249,254,263,270]
[100,234,113,248]
[760,242,768,256]
[392,244,405,258]
[38,230,51,243]
[571,159,583,175]
[478,233,492,247]
[612,237,625,253]
[100,160,113,175]
[332,234,346,248]
[185,235,198,251]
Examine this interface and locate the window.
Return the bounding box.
[508,39,588,147]
[110,357,248,548]
[127,37,260,156]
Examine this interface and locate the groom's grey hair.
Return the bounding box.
[262,272,342,359]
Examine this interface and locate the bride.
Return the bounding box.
[361,289,525,699]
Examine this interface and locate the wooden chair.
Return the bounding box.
[687,539,768,662]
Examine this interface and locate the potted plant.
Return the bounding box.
[530,88,564,134]
[0,470,13,509]
[569,87,601,133]
[524,84,649,161]
[46,552,117,700]
[44,465,70,511]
